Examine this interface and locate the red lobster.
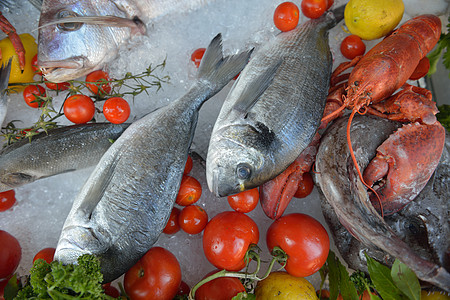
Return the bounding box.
[260,14,445,219]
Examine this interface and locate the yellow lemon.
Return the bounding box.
[344,0,405,40]
[0,33,38,88]
[255,271,318,300]
[421,290,450,300]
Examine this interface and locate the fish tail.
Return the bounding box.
[330,5,345,25]
[198,33,253,92]
[0,58,12,96]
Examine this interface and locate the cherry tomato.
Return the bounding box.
[44,79,70,91]
[184,154,193,174]
[203,211,259,271]
[326,0,334,9]
[294,172,314,198]
[103,97,130,124]
[32,247,56,264]
[163,207,181,235]
[23,85,46,108]
[0,190,16,212]
[227,188,259,213]
[0,230,21,280]
[191,48,206,68]
[301,0,327,19]
[195,270,245,300]
[103,283,120,298]
[86,70,112,95]
[179,205,208,235]
[340,35,366,60]
[63,94,96,124]
[31,54,42,76]
[409,57,430,80]
[177,281,190,296]
[266,213,329,277]
[124,247,181,300]
[273,2,300,32]
[176,175,202,206]
[317,289,343,300]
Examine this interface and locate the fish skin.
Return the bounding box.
[37,0,216,82]
[206,7,344,197]
[0,122,129,192]
[0,59,12,126]
[315,114,450,291]
[54,34,252,282]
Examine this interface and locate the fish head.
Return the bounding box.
[38,0,133,82]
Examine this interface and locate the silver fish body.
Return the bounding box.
[315,114,450,291]
[54,34,252,282]
[0,59,12,126]
[206,8,343,197]
[0,123,129,192]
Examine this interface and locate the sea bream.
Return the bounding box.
[206,6,344,197]
[37,0,217,82]
[315,114,450,291]
[54,34,252,282]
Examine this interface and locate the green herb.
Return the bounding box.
[390,259,421,300]
[437,104,450,131]
[232,292,256,299]
[428,16,450,76]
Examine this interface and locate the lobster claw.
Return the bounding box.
[0,12,25,70]
[363,121,445,215]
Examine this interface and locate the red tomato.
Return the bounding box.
[103,97,130,124]
[301,0,327,19]
[163,207,181,235]
[203,211,259,271]
[326,0,334,9]
[184,155,193,174]
[0,190,16,212]
[340,35,366,60]
[124,247,181,300]
[195,270,245,300]
[273,2,300,32]
[177,281,190,296]
[176,175,202,206]
[409,56,430,80]
[63,94,96,124]
[23,85,46,108]
[179,205,208,235]
[103,284,120,298]
[86,70,112,95]
[266,213,329,277]
[0,230,21,280]
[227,188,259,213]
[44,79,70,91]
[32,247,56,264]
[294,172,314,198]
[31,54,42,76]
[191,48,206,68]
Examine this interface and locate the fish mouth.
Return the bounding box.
[38,57,86,82]
[54,237,90,264]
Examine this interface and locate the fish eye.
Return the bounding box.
[57,10,82,31]
[236,163,252,180]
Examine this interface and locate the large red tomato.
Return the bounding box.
[266,213,329,277]
[202,211,259,271]
[0,230,21,280]
[124,247,182,300]
[195,270,245,300]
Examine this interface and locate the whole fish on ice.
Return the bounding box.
[0,123,129,192]
[206,7,344,197]
[54,34,252,282]
[37,0,218,82]
[315,114,450,291]
[0,59,12,126]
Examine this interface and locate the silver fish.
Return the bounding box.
[37,0,216,82]
[54,34,252,282]
[0,59,12,126]
[206,7,344,197]
[0,123,129,192]
[315,114,450,291]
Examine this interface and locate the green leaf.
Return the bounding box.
[337,260,359,300]
[232,292,256,299]
[3,275,20,300]
[327,251,341,300]
[391,259,421,300]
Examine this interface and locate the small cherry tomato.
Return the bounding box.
[0,230,21,280]
[0,190,16,212]
[163,207,181,235]
[191,48,206,68]
[31,54,42,76]
[340,35,366,60]
[179,205,208,235]
[44,79,70,91]
[86,70,112,95]
[326,0,334,9]
[23,85,46,108]
[317,289,343,300]
[63,94,96,124]
[103,97,130,124]
[301,0,327,19]
[195,270,245,300]
[124,247,181,300]
[273,2,300,32]
[203,211,259,271]
[184,155,193,174]
[227,188,259,213]
[32,247,56,264]
[103,283,120,298]
[266,213,329,277]
[294,172,314,198]
[409,57,430,80]
[177,281,190,296]
[176,175,202,206]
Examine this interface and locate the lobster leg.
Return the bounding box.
[0,12,25,71]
